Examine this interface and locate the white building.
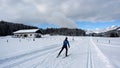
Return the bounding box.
[13,29,42,38]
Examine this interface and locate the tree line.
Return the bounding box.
[42,28,85,36]
[0,21,38,36]
[0,20,86,36]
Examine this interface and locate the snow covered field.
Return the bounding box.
[0,35,120,68]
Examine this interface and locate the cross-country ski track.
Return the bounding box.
[0,36,119,68]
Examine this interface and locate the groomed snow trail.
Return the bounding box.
[90,38,114,68]
[0,36,115,68]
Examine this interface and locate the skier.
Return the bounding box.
[57,37,70,58]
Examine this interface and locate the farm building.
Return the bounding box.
[13,29,42,38]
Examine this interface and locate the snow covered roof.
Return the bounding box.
[13,29,41,34]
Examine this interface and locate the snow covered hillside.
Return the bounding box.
[0,36,120,68]
[86,25,120,34]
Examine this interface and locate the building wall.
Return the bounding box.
[13,33,41,38]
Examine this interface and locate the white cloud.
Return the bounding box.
[47,12,77,28]
[0,0,120,28]
[36,4,47,13]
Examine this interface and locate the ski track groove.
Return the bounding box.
[33,47,59,68]
[3,48,60,68]
[2,40,73,68]
[86,38,94,68]
[0,44,60,64]
[90,37,115,68]
[2,44,61,68]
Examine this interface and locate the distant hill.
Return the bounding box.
[103,27,120,37]
[0,21,38,36]
[87,26,120,37]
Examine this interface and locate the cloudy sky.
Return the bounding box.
[0,0,120,29]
